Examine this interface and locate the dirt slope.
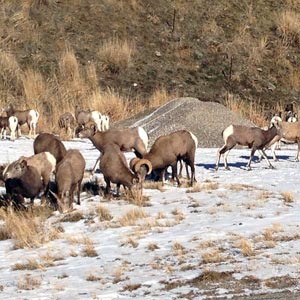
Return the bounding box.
[114,97,254,148]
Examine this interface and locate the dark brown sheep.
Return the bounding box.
[33,133,67,164]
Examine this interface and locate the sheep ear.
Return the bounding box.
[20,160,27,168]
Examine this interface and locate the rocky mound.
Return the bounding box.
[114,97,254,148]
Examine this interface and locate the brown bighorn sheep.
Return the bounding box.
[33,133,67,164]
[0,116,18,141]
[76,121,148,171]
[5,160,43,206]
[3,103,39,138]
[58,112,76,138]
[133,130,197,186]
[100,143,151,196]
[3,152,56,198]
[216,124,279,170]
[52,149,86,213]
[271,119,300,161]
[75,105,103,131]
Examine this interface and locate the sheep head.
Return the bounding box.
[50,190,72,213]
[130,158,152,183]
[76,121,98,138]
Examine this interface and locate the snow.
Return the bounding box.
[0,137,300,299]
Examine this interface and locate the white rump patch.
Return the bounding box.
[223,125,234,141]
[45,152,57,172]
[138,127,149,149]
[189,131,198,148]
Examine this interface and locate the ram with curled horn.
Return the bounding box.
[130,158,152,183]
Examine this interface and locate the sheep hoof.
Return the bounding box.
[246,166,252,171]
[224,166,231,171]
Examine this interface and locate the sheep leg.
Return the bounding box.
[3,128,6,140]
[171,161,180,186]
[0,127,3,139]
[91,156,101,174]
[77,180,82,205]
[116,183,121,197]
[223,150,231,170]
[246,149,255,170]
[216,144,233,170]
[259,149,274,168]
[270,142,278,161]
[104,177,111,196]
[296,141,300,162]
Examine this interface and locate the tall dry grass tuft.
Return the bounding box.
[224,93,267,127]
[277,10,300,45]
[0,51,23,94]
[119,208,148,226]
[97,38,135,73]
[22,68,46,106]
[87,88,130,122]
[58,47,81,83]
[148,88,175,109]
[0,208,59,249]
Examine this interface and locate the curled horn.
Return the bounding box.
[129,157,140,172]
[133,159,152,175]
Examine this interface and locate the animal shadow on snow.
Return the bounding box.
[196,162,247,170]
[240,154,292,162]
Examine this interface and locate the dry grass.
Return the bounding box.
[123,188,150,207]
[113,266,124,284]
[202,249,224,264]
[223,93,267,127]
[17,274,42,290]
[86,274,102,282]
[148,88,175,108]
[237,238,254,256]
[147,242,160,251]
[0,208,58,249]
[96,205,113,221]
[281,191,294,203]
[277,10,300,45]
[82,238,98,257]
[97,38,135,73]
[60,211,84,222]
[12,259,44,271]
[118,208,148,226]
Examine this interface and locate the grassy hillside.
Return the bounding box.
[1,0,300,130]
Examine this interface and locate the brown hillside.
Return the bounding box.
[1,0,300,124]
[115,97,254,148]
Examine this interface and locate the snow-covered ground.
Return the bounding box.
[0,137,300,299]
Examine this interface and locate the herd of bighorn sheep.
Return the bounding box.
[1,105,300,213]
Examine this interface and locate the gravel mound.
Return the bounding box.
[114,97,254,148]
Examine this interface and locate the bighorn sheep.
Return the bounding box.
[58,112,76,138]
[76,121,148,172]
[5,160,43,207]
[3,103,39,138]
[75,105,104,131]
[0,116,18,141]
[259,115,299,162]
[100,143,151,196]
[270,119,300,161]
[33,133,67,164]
[3,152,56,199]
[52,149,86,213]
[216,124,279,170]
[133,130,198,186]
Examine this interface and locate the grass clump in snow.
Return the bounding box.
[0,208,59,249]
[96,205,113,221]
[119,208,148,226]
[281,191,294,203]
